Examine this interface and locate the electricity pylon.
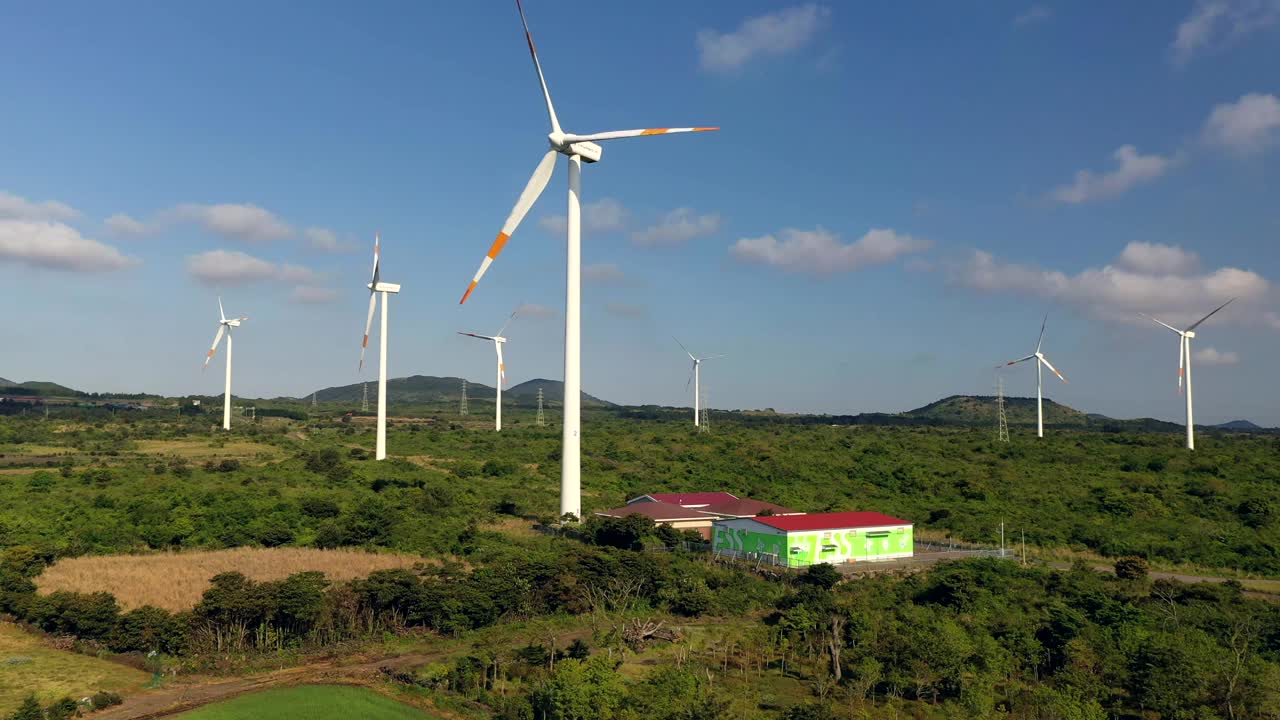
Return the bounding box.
[996,375,1010,443]
[536,387,546,427]
[460,380,469,416]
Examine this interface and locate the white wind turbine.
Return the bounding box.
[675,338,724,428]
[999,315,1068,438]
[458,0,717,521]
[202,297,248,431]
[1141,298,1234,451]
[359,234,401,461]
[458,310,518,432]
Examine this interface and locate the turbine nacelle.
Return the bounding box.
[548,132,602,162]
[1184,330,1195,339]
[368,281,401,294]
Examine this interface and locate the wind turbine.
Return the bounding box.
[999,315,1068,438]
[458,0,718,521]
[459,310,518,432]
[675,338,724,428]
[202,298,247,431]
[359,234,401,461]
[1141,298,1234,451]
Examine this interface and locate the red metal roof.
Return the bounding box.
[697,498,797,518]
[595,501,714,522]
[745,511,910,532]
[631,492,738,507]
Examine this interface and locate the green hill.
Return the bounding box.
[304,375,611,408]
[0,380,84,397]
[506,378,613,407]
[906,394,1088,426]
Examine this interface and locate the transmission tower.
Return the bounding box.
[361,382,369,412]
[699,384,710,433]
[535,387,546,427]
[996,374,1010,443]
[459,380,469,416]
[311,392,317,408]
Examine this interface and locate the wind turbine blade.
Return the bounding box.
[1140,313,1184,335]
[359,290,377,371]
[1039,355,1068,383]
[562,128,720,143]
[1187,297,1235,331]
[218,297,226,323]
[1035,314,1047,354]
[685,366,694,392]
[700,353,727,362]
[514,0,561,134]
[204,325,226,370]
[496,342,506,384]
[497,307,519,337]
[369,233,381,284]
[1003,355,1037,366]
[458,331,498,341]
[1178,335,1185,394]
[673,336,695,361]
[460,150,558,304]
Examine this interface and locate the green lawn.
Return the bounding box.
[177,685,436,720]
[0,622,147,713]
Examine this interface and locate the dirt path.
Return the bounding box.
[94,627,594,720]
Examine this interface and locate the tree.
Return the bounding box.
[797,563,841,591]
[1114,556,1149,580]
[9,694,42,720]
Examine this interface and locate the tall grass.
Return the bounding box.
[36,547,431,612]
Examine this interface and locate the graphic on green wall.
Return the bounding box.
[713,523,912,567]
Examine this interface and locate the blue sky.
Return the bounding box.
[2,1,1278,424]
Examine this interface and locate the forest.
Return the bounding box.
[1,408,1279,718]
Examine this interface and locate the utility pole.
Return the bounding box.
[362,382,369,413]
[535,387,545,427]
[1000,519,1005,559]
[1021,529,1026,566]
[459,380,469,416]
[996,374,1009,443]
[311,392,317,408]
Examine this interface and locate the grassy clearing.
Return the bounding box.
[0,623,147,714]
[131,439,282,461]
[37,548,433,612]
[177,685,437,720]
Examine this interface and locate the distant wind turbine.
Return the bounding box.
[1141,298,1234,451]
[202,297,247,431]
[359,234,401,461]
[457,0,718,521]
[675,338,724,428]
[999,315,1067,438]
[459,309,518,432]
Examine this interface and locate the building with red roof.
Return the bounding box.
[712,511,912,567]
[594,501,721,538]
[696,498,799,519]
[603,492,799,539]
[628,492,739,508]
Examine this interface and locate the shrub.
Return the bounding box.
[89,691,124,710]
[1114,556,1149,580]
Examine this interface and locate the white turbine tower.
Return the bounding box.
[458,0,717,522]
[459,310,518,432]
[999,315,1068,439]
[202,297,247,431]
[1142,298,1234,451]
[359,234,401,461]
[675,338,724,428]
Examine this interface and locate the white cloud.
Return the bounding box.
[1172,0,1280,64]
[289,285,339,304]
[107,202,295,242]
[1117,241,1200,276]
[0,191,79,222]
[1193,347,1240,365]
[947,241,1272,328]
[1203,92,1280,155]
[0,220,136,272]
[631,208,722,246]
[540,198,628,236]
[604,302,646,319]
[1014,5,1054,27]
[584,262,626,285]
[303,227,355,253]
[1047,145,1176,205]
[185,250,319,287]
[515,302,555,319]
[104,213,150,237]
[730,227,930,276]
[698,4,831,72]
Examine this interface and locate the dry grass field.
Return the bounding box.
[131,439,283,461]
[0,623,147,713]
[37,548,432,612]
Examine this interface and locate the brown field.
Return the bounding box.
[131,439,283,461]
[37,548,432,612]
[0,622,147,713]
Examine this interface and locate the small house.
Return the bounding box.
[712,511,912,567]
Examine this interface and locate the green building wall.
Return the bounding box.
[712,523,913,568]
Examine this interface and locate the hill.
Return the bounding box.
[0,377,13,386]
[1212,419,1264,431]
[906,394,1088,426]
[0,380,85,397]
[305,375,611,407]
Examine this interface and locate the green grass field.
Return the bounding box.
[0,623,147,713]
[177,685,436,720]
